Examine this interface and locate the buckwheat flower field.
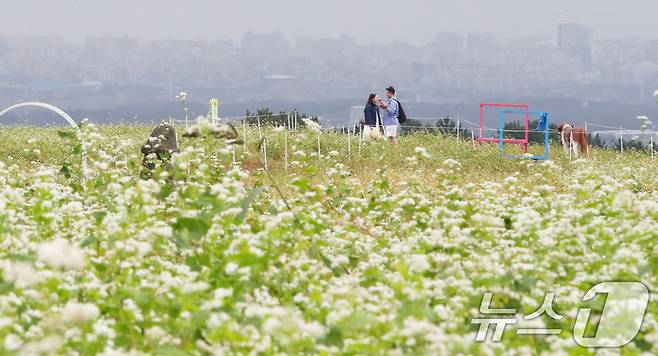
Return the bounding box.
[0,124,656,355]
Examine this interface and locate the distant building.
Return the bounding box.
[646,40,658,62]
[350,106,364,125]
[434,33,464,51]
[558,24,590,50]
[558,24,592,71]
[466,33,496,52]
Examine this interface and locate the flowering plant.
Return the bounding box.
[0,126,656,354]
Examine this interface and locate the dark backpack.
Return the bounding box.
[393,99,407,123]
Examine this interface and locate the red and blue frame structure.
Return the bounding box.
[477,103,530,152]
[499,110,550,161]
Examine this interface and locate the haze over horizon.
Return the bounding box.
[1,1,657,129]
[2,0,658,43]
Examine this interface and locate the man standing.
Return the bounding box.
[379,86,399,144]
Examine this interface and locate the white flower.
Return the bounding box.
[61,301,100,324]
[415,146,431,158]
[400,197,416,207]
[407,254,430,272]
[4,334,22,351]
[149,226,173,239]
[214,288,233,299]
[443,158,461,167]
[145,326,167,343]
[654,89,658,97]
[224,262,239,275]
[541,160,557,169]
[331,255,349,268]
[612,190,633,210]
[302,118,322,134]
[37,238,85,270]
[303,321,327,338]
[176,92,188,102]
[503,175,518,186]
[2,262,40,288]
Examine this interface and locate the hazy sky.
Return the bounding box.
[2,0,657,43]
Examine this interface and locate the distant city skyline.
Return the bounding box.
[2,0,658,44]
[1,26,657,129]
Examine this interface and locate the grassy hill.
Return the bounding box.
[0,123,656,354]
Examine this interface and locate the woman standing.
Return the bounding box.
[363,93,381,139]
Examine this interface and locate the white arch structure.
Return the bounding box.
[0,101,87,186]
[0,102,79,129]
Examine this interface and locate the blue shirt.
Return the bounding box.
[381,98,399,126]
[364,103,380,126]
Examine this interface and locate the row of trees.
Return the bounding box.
[502,119,653,152]
[400,117,655,153]
[241,109,653,154]
[242,108,318,127]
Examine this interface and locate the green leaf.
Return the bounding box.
[235,186,266,223]
[336,312,375,333]
[292,178,310,192]
[93,211,107,226]
[81,235,98,248]
[57,130,76,139]
[4,253,36,262]
[152,346,188,356]
[173,217,210,242]
[59,164,72,179]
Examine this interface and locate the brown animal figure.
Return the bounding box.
[182,122,241,144]
[557,123,589,158]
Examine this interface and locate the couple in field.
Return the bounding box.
[363,86,402,144]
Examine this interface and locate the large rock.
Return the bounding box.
[141,123,179,171]
[141,123,179,157]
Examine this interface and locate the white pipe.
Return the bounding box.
[242,119,247,153]
[317,131,321,164]
[620,127,624,154]
[471,128,475,147]
[0,101,87,186]
[347,125,351,161]
[284,126,289,174]
[263,138,268,171]
[257,116,262,141]
[569,131,573,161]
[358,123,363,155]
[0,101,78,130]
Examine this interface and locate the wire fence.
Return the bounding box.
[165,113,656,170]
